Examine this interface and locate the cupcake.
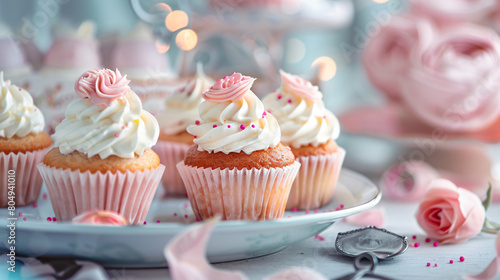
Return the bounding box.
[154,65,214,196]
[37,69,164,224]
[177,72,301,221]
[263,70,345,210]
[0,72,52,207]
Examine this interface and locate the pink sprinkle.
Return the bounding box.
[268,110,272,113]
[434,263,438,267]
[315,235,325,241]
[33,203,37,208]
[415,242,420,248]
[213,124,217,128]
[174,213,177,217]
[122,126,125,129]
[412,235,417,239]
[196,217,199,222]
[18,88,21,91]
[433,242,439,247]
[227,125,231,128]
[425,238,431,243]
[305,210,310,214]
[273,90,276,93]
[251,124,255,128]
[184,203,188,208]
[292,208,297,212]
[52,217,57,222]
[184,214,188,218]
[460,256,465,262]
[450,260,453,264]
[157,220,160,223]
[114,133,119,137]
[263,111,267,116]
[287,99,292,104]
[144,221,147,225]
[43,193,47,199]
[194,135,197,138]
[277,94,282,100]
[47,217,52,221]
[427,263,431,267]
[34,109,37,112]
[314,209,319,213]
[23,217,26,221]
[240,124,245,130]
[18,212,22,217]
[335,206,341,211]
[340,204,344,209]
[323,115,326,119]
[409,243,415,247]
[195,120,200,125]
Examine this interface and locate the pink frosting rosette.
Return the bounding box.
[72,210,128,225]
[401,25,500,132]
[202,72,255,102]
[410,0,495,27]
[75,68,131,106]
[280,70,322,101]
[362,15,435,101]
[416,179,485,244]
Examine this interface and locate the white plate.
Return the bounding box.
[0,169,380,267]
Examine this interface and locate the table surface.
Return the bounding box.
[105,200,500,280]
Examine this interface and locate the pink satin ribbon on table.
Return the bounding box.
[202,72,255,102]
[164,218,328,280]
[465,231,500,280]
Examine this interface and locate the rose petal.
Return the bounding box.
[464,257,500,280]
[344,208,385,228]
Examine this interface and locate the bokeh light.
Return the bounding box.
[372,0,389,3]
[285,38,306,64]
[176,29,198,51]
[312,56,337,81]
[155,41,170,53]
[165,10,189,32]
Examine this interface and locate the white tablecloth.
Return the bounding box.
[106,200,499,280]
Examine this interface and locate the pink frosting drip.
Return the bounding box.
[72,210,128,225]
[280,70,322,101]
[75,68,131,106]
[203,72,255,102]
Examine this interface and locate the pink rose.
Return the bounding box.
[381,161,438,202]
[401,25,500,132]
[410,0,495,27]
[75,68,130,106]
[72,210,128,225]
[203,72,255,102]
[280,70,322,101]
[363,15,435,101]
[416,179,485,244]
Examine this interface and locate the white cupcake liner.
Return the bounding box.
[37,163,165,224]
[286,148,346,210]
[0,147,50,207]
[177,161,301,221]
[152,141,191,196]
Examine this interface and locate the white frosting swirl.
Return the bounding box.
[187,91,280,154]
[263,87,340,149]
[157,69,214,135]
[0,72,44,138]
[52,90,159,159]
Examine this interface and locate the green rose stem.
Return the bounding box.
[481,184,500,234]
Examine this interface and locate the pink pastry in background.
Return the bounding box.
[416,179,485,244]
[43,21,101,78]
[409,0,495,28]
[72,210,128,226]
[362,15,434,101]
[381,161,438,202]
[109,22,172,81]
[0,22,31,78]
[401,24,500,132]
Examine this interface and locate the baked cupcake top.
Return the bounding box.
[0,72,44,138]
[157,65,214,135]
[186,72,280,155]
[263,70,340,149]
[52,68,159,159]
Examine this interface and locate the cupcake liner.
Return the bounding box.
[37,164,165,224]
[177,161,301,221]
[152,141,191,196]
[0,147,51,208]
[286,148,346,210]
